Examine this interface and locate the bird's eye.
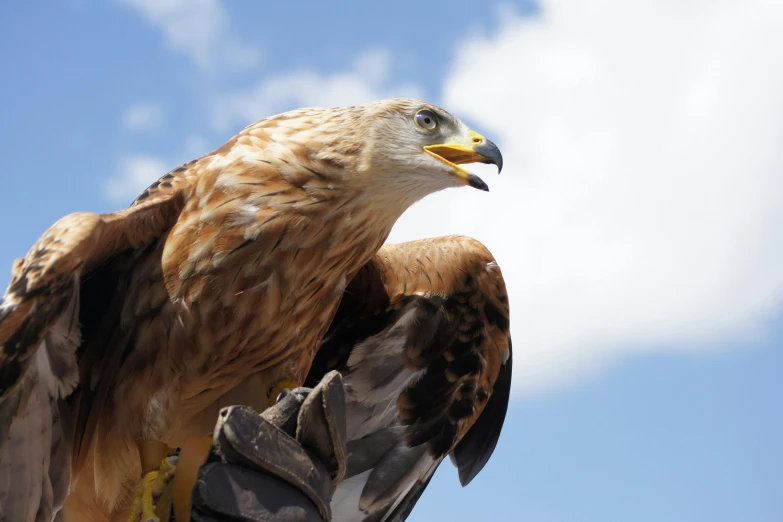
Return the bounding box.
[414,109,439,131]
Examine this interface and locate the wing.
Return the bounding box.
[306,235,513,522]
[0,167,187,522]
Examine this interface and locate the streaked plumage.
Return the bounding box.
[307,236,512,522]
[0,98,503,522]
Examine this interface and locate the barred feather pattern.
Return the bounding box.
[0,98,502,521]
[307,236,513,522]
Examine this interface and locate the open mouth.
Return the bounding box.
[423,131,503,191]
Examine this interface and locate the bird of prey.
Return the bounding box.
[307,236,512,522]
[0,98,503,522]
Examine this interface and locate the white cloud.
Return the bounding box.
[116,0,260,70]
[212,49,424,131]
[105,1,783,397]
[387,0,783,395]
[104,155,169,204]
[121,102,164,131]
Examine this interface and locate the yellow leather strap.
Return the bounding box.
[172,435,213,522]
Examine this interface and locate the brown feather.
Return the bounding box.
[0,98,503,521]
[308,235,512,522]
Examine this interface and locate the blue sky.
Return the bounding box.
[1,1,782,521]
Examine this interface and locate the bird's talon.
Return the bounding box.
[275,388,291,404]
[268,378,300,408]
[126,455,179,522]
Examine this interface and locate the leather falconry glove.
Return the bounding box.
[189,370,348,522]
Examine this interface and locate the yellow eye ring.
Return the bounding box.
[414,109,439,131]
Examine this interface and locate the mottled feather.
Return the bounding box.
[307,236,513,522]
[0,98,503,522]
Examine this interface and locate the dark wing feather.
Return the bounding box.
[375,472,435,522]
[451,339,512,486]
[0,168,186,522]
[308,236,513,522]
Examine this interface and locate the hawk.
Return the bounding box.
[309,235,512,521]
[0,98,503,522]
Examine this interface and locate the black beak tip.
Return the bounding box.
[467,174,490,192]
[475,138,503,174]
[480,157,503,174]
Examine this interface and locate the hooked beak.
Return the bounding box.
[423,130,503,191]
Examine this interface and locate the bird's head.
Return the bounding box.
[285,98,503,209]
[351,98,503,197]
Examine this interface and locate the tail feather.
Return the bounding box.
[359,442,432,514]
[329,297,444,522]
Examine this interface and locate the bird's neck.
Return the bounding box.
[341,172,445,227]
